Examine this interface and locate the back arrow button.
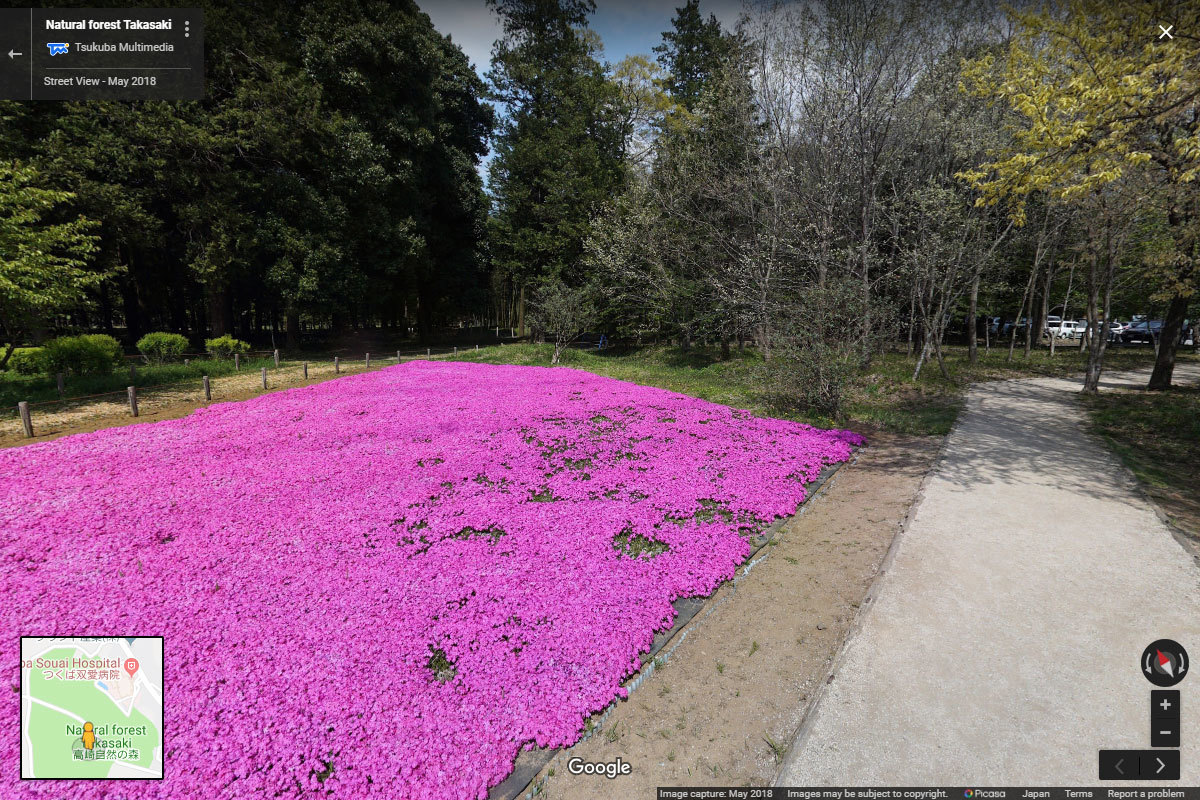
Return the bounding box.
[7,50,22,59]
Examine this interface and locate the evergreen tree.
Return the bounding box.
[486,0,625,333]
[653,0,733,113]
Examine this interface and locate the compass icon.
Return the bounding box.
[1142,639,1188,687]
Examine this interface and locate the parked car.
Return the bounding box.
[1046,320,1081,339]
[1121,320,1163,345]
[1002,317,1030,337]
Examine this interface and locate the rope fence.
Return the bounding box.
[5,345,481,438]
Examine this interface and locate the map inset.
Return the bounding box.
[20,637,163,779]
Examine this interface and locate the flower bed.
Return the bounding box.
[0,361,862,798]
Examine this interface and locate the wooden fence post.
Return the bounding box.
[234,353,240,370]
[334,356,340,373]
[203,375,211,401]
[184,358,190,366]
[303,362,308,379]
[396,350,400,361]
[127,386,138,417]
[18,401,33,438]
[130,363,136,380]
[454,346,458,355]
[261,367,267,389]
[475,344,479,351]
[426,347,430,356]
[273,349,280,368]
[365,352,371,368]
[56,372,65,399]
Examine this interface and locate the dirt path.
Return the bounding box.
[533,432,941,798]
[778,366,1200,785]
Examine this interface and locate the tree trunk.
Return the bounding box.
[121,276,144,344]
[516,283,526,339]
[1008,269,1035,362]
[967,270,980,363]
[1036,261,1054,354]
[0,340,16,371]
[1148,294,1189,390]
[99,284,115,335]
[912,334,930,381]
[755,324,770,361]
[1081,268,1105,393]
[286,308,300,350]
[416,287,434,345]
[207,284,233,337]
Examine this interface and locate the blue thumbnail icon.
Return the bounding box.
[47,43,70,56]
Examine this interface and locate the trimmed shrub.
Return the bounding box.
[8,347,50,375]
[43,334,124,376]
[137,332,189,364]
[204,335,250,359]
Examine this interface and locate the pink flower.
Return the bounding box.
[0,361,862,798]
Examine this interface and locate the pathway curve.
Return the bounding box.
[778,363,1200,784]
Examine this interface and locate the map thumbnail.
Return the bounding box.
[20,637,162,779]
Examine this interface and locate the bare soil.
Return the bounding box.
[534,430,941,797]
[0,360,414,449]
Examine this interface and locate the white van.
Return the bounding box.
[1046,320,1079,339]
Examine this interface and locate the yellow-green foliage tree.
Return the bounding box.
[961,0,1200,389]
[0,163,102,370]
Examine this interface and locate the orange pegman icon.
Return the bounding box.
[82,722,95,750]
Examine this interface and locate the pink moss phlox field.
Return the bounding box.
[0,361,862,798]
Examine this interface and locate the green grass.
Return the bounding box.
[1083,384,1200,539]
[450,341,1183,437]
[0,355,281,409]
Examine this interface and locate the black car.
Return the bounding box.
[1121,320,1163,345]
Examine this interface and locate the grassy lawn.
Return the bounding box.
[1083,384,1200,542]
[451,342,1184,437]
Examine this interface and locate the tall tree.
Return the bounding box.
[487,0,625,334]
[653,0,733,113]
[962,0,1200,389]
[0,164,102,369]
[0,0,494,349]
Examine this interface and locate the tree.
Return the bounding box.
[961,0,1200,389]
[653,0,734,113]
[527,279,598,364]
[610,55,679,169]
[0,0,493,350]
[487,0,626,336]
[898,181,1012,381]
[0,164,101,369]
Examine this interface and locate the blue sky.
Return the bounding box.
[421,0,745,82]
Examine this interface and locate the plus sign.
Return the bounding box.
[1160,698,1173,711]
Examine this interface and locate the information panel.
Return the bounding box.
[0,8,204,101]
